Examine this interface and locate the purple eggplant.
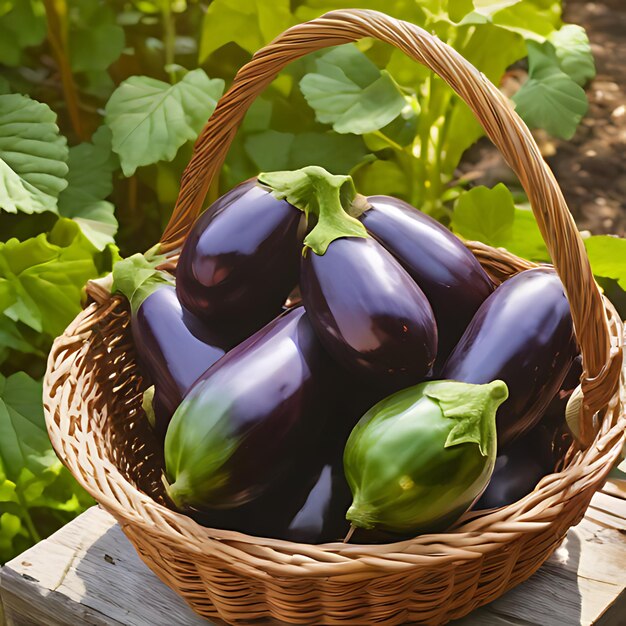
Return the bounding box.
[474,423,560,510]
[164,306,333,510]
[441,267,578,446]
[134,286,226,440]
[112,255,227,441]
[360,196,494,362]
[176,179,305,343]
[300,237,438,388]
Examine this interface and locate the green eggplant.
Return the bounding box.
[344,379,508,535]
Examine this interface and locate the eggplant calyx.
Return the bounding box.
[258,166,369,256]
[111,251,174,315]
[425,379,508,456]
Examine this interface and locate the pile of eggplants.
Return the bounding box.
[113,166,580,544]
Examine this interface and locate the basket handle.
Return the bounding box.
[160,9,621,444]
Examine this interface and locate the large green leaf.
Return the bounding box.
[0,219,104,336]
[548,24,595,86]
[0,95,69,215]
[584,236,626,290]
[0,0,47,66]
[513,41,588,140]
[68,0,126,72]
[58,127,118,250]
[452,184,549,262]
[0,373,50,482]
[199,0,292,61]
[244,130,369,174]
[300,45,408,135]
[105,70,224,176]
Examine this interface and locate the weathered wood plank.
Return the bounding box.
[1,481,625,626]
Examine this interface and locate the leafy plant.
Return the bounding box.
[0,0,623,565]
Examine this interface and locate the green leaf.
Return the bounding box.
[0,371,93,562]
[0,94,69,215]
[0,219,107,336]
[300,45,408,135]
[111,252,174,315]
[513,41,588,140]
[58,127,118,250]
[0,373,49,481]
[68,0,125,72]
[245,130,369,175]
[0,0,46,66]
[584,236,626,291]
[452,184,514,245]
[353,160,409,199]
[461,0,561,41]
[426,380,508,456]
[0,316,40,362]
[105,70,224,176]
[548,24,595,86]
[452,184,549,262]
[259,166,368,255]
[199,0,292,61]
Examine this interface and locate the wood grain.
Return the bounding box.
[1,480,625,626]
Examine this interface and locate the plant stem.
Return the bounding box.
[42,0,87,141]
[16,491,41,545]
[162,0,176,82]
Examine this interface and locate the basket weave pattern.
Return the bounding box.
[44,10,625,626]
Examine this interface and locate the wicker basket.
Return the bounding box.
[43,9,625,626]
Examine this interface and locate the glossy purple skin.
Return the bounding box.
[441,267,578,447]
[300,237,438,387]
[474,423,557,510]
[360,196,494,362]
[176,179,304,342]
[132,285,226,440]
[188,419,352,543]
[173,306,332,507]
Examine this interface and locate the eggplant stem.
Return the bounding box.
[343,524,356,543]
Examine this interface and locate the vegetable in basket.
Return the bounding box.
[112,254,226,441]
[344,379,508,535]
[474,422,563,510]
[441,267,578,447]
[259,167,437,387]
[192,433,352,544]
[163,306,333,510]
[176,179,305,343]
[360,195,494,363]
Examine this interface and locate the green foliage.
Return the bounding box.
[199,0,292,61]
[513,41,588,139]
[0,94,68,215]
[548,24,595,86]
[0,371,93,562]
[58,126,118,249]
[105,70,224,176]
[300,46,411,135]
[0,0,46,67]
[452,184,548,262]
[583,236,626,291]
[68,0,126,73]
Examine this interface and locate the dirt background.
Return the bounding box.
[461,0,626,237]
